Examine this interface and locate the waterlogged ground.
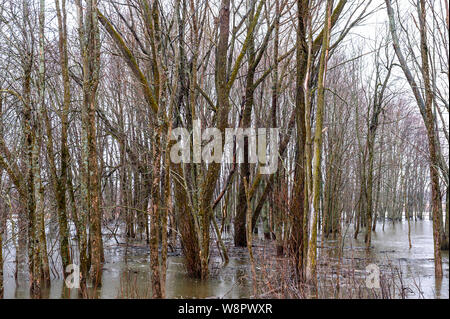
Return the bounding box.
[349,219,449,298]
[1,222,253,299]
[1,219,448,299]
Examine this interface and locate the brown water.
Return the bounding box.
[1,219,448,299]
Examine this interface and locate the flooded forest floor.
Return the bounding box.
[1,219,448,299]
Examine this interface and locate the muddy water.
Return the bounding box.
[1,228,252,299]
[3,252,251,299]
[1,219,448,299]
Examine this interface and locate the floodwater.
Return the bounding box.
[347,219,449,298]
[1,219,448,299]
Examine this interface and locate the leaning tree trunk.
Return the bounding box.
[385,0,442,277]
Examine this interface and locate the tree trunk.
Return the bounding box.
[306,0,333,283]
